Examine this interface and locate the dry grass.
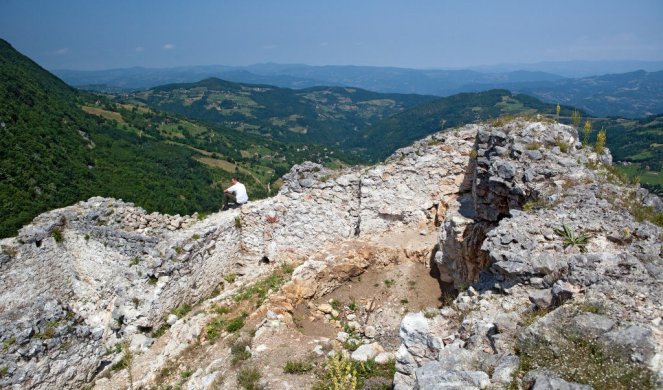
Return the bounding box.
[81,106,126,124]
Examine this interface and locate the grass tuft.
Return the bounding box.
[284,360,314,374]
[237,366,261,390]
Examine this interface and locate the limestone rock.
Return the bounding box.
[523,370,592,390]
[414,363,490,390]
[351,342,384,362]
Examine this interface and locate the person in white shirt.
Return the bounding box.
[223,177,249,210]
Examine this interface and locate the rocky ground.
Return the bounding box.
[0,119,661,390]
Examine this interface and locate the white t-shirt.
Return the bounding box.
[227,182,248,203]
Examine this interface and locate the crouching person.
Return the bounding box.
[223,177,249,210]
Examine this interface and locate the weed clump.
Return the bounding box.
[314,354,358,390]
[224,273,237,283]
[52,228,64,243]
[171,304,192,318]
[284,360,314,374]
[555,224,590,253]
[110,343,132,372]
[313,355,395,390]
[225,313,247,333]
[237,366,261,390]
[515,330,655,389]
[231,337,252,364]
[129,256,140,266]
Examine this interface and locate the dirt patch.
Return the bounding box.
[292,258,450,349]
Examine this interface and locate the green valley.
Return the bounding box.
[130,77,436,147]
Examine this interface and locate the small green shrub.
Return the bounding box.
[383,279,395,288]
[224,273,237,283]
[234,272,284,304]
[52,228,64,243]
[526,142,541,150]
[280,262,294,274]
[343,339,361,351]
[191,234,200,240]
[151,323,170,338]
[330,299,341,311]
[583,119,592,146]
[180,369,193,379]
[237,366,261,390]
[576,301,606,314]
[314,354,358,390]
[234,217,242,229]
[594,128,606,154]
[522,198,549,212]
[555,137,570,153]
[206,318,225,343]
[226,313,247,333]
[148,275,158,285]
[2,337,15,352]
[171,304,192,318]
[0,366,8,378]
[284,360,314,374]
[231,338,252,363]
[571,110,581,128]
[129,256,140,266]
[213,305,231,315]
[313,355,395,390]
[110,346,132,372]
[521,307,550,327]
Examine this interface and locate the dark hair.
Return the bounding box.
[231,177,238,181]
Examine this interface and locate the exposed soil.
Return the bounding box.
[293,258,449,348]
[99,233,453,389]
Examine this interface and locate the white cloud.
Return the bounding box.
[163,43,175,50]
[55,47,69,55]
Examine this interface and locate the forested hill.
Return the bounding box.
[0,39,230,237]
[0,39,373,238]
[132,77,437,146]
[351,90,581,161]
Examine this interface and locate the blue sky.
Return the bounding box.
[1,0,662,70]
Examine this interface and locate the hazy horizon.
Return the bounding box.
[1,0,662,71]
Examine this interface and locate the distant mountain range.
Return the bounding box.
[54,64,565,95]
[54,62,663,118]
[468,60,663,78]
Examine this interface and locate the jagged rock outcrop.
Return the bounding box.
[0,125,474,389]
[395,119,663,389]
[1,119,661,389]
